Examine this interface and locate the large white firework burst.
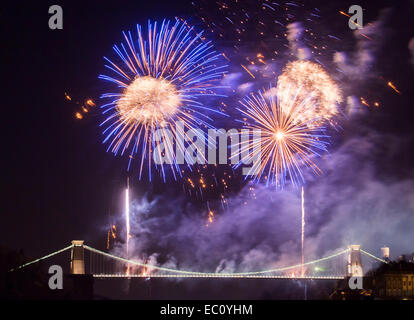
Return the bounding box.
[99,19,227,180]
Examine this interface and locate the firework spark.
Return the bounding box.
[387,81,400,94]
[67,94,96,121]
[241,64,256,79]
[99,19,227,181]
[277,61,343,127]
[236,86,330,187]
[86,99,96,107]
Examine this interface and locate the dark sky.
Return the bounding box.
[2,1,414,299]
[3,0,194,257]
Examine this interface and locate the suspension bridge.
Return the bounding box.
[9,241,388,281]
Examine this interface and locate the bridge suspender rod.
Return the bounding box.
[84,244,350,276]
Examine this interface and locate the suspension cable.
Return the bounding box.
[360,249,389,264]
[9,245,74,272]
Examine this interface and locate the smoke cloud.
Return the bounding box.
[287,22,311,60]
[333,9,390,80]
[345,95,365,116]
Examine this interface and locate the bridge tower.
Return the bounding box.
[347,245,363,277]
[70,240,85,274]
[381,246,390,260]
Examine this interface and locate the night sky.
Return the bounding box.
[2,0,414,299]
[3,0,193,256]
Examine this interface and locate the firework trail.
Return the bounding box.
[235,86,330,188]
[99,19,227,181]
[186,1,347,202]
[387,81,400,94]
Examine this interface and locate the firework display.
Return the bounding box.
[99,19,227,181]
[5,0,413,303]
[181,0,346,193]
[63,0,405,288]
[95,1,347,286]
[192,0,328,58]
[236,86,329,187]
